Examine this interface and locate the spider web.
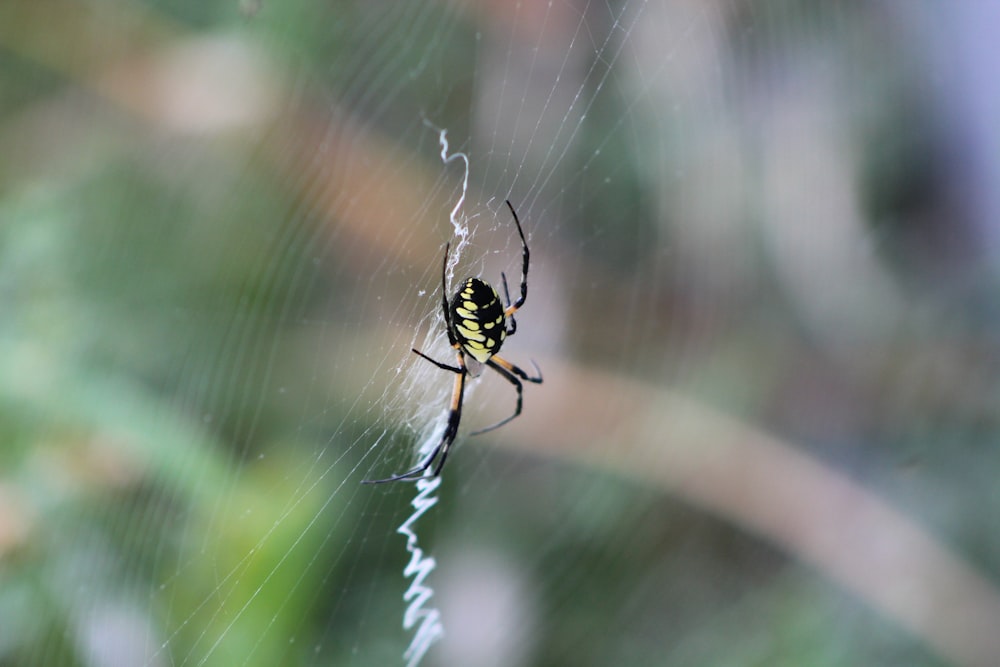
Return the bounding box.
[3,1,1000,667]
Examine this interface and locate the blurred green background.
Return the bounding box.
[2,1,1000,666]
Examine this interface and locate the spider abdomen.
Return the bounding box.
[451,277,506,363]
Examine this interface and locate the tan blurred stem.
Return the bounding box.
[497,359,1000,667]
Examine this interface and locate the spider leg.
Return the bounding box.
[428,367,465,476]
[439,242,458,347]
[362,449,439,484]
[411,347,462,373]
[500,271,517,337]
[469,355,543,436]
[503,200,529,318]
[363,350,467,484]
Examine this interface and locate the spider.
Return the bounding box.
[364,200,543,484]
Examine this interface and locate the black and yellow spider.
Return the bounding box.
[364,200,542,484]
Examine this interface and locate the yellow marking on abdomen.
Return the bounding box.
[465,345,492,362]
[456,325,485,341]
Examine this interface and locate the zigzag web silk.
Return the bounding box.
[394,122,470,667]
